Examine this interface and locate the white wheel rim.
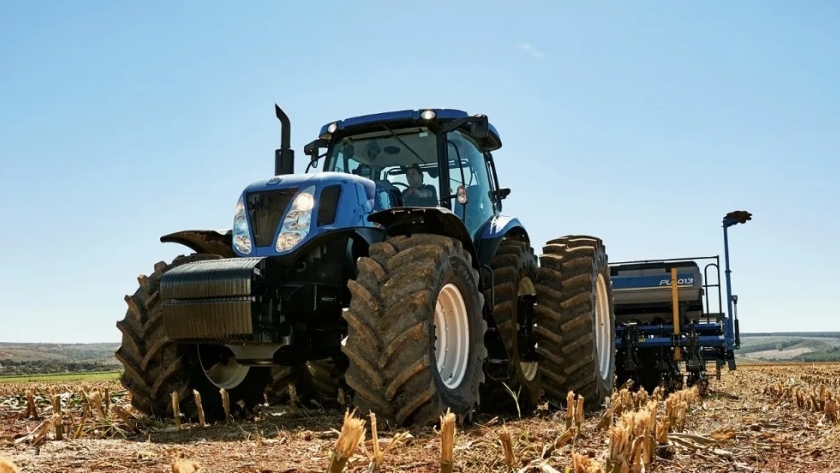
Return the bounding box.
[434,283,470,390]
[519,277,538,381]
[595,273,611,381]
[198,347,250,390]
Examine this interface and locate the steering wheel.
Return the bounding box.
[390,182,409,189]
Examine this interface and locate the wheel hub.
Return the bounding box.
[198,345,250,390]
[518,277,539,381]
[434,283,470,390]
[595,273,611,381]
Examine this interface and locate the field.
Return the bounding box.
[1,364,839,472]
[736,333,840,363]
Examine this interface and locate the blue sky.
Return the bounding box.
[1,1,837,343]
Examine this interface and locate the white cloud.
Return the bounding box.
[518,42,544,58]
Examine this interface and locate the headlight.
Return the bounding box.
[276,185,315,252]
[233,195,252,254]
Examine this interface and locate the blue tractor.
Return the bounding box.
[609,211,751,394]
[115,106,618,426]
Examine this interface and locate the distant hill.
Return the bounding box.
[0,342,120,377]
[3,332,839,377]
[736,333,840,363]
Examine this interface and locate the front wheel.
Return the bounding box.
[341,234,487,427]
[115,253,271,423]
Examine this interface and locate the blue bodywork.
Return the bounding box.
[232,172,388,258]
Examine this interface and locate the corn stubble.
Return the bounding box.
[11,366,820,472]
[763,380,838,423]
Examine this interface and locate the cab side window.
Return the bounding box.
[447,130,495,237]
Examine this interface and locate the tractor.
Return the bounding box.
[609,211,752,394]
[115,105,617,427]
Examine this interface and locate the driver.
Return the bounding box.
[402,163,436,204]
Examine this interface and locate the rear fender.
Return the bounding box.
[160,229,236,258]
[367,207,479,270]
[475,216,530,268]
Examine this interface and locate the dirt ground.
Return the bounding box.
[1,363,839,472]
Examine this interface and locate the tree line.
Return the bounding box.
[0,359,121,376]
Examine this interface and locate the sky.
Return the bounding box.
[0,1,838,343]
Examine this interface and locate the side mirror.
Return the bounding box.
[441,115,490,139]
[470,115,489,139]
[304,138,329,159]
[495,188,511,200]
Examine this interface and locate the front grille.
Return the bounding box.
[247,188,298,247]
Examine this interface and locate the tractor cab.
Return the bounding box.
[303,108,507,239]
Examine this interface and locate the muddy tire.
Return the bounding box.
[341,234,487,427]
[479,239,542,414]
[534,236,615,410]
[269,358,345,408]
[115,253,272,422]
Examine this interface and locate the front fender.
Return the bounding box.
[476,215,530,268]
[367,207,479,269]
[160,229,235,258]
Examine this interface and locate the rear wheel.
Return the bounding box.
[341,234,487,427]
[534,236,615,410]
[115,253,271,422]
[480,239,542,415]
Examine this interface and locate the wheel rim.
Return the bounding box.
[519,277,538,381]
[198,346,250,390]
[595,273,611,381]
[434,283,470,390]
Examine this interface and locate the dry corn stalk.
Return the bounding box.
[554,427,577,449]
[365,412,382,472]
[566,391,575,430]
[220,388,230,424]
[499,424,515,472]
[328,409,366,473]
[171,391,181,428]
[575,395,585,433]
[193,390,206,426]
[50,394,63,441]
[89,390,107,419]
[25,388,38,420]
[440,409,456,473]
[111,405,137,433]
[362,411,406,473]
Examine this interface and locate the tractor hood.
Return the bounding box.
[241,171,358,194]
[232,172,383,257]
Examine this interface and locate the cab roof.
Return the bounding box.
[319,108,502,151]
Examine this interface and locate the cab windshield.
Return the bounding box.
[324,127,442,207]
